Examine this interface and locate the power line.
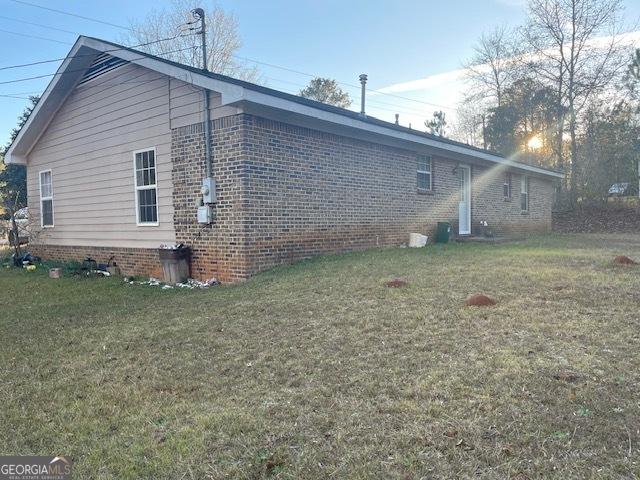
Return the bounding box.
[0,9,455,116]
[0,45,197,85]
[232,53,458,111]
[4,3,457,111]
[0,28,71,45]
[0,94,32,99]
[0,33,197,72]
[0,15,79,36]
[8,0,133,31]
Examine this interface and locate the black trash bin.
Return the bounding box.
[435,222,451,243]
[159,246,191,284]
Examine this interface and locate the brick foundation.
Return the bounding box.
[28,244,163,278]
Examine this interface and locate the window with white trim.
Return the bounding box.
[134,149,158,225]
[417,155,432,191]
[520,175,529,212]
[39,170,54,227]
[503,172,512,199]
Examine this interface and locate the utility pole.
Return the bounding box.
[480,114,487,150]
[192,8,207,71]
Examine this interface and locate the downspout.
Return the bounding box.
[203,88,212,179]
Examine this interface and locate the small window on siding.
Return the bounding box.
[417,155,432,191]
[503,172,512,198]
[39,170,54,227]
[134,148,158,225]
[520,175,529,212]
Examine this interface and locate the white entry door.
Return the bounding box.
[458,165,471,235]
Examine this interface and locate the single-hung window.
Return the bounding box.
[520,175,529,212]
[503,172,512,199]
[134,148,158,225]
[39,170,54,227]
[417,155,432,191]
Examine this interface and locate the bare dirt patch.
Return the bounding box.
[465,293,497,306]
[613,255,637,265]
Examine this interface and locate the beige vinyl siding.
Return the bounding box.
[26,61,243,249]
[27,63,175,249]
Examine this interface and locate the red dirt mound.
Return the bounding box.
[465,294,497,307]
[613,256,637,265]
[385,278,408,288]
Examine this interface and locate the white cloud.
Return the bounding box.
[364,30,640,132]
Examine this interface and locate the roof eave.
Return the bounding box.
[230,91,565,179]
[4,152,27,165]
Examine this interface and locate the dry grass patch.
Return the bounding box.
[1,234,640,478]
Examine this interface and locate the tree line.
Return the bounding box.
[451,0,639,206]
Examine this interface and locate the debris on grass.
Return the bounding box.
[455,438,474,450]
[385,278,408,288]
[613,255,637,265]
[553,370,580,383]
[125,277,220,289]
[465,294,496,306]
[176,278,220,288]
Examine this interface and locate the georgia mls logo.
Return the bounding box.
[0,455,72,480]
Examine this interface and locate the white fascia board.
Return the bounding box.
[234,89,564,179]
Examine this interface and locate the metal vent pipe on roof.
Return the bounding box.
[359,74,367,116]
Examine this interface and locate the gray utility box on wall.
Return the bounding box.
[159,246,191,284]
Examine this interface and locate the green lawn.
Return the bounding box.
[1,234,640,479]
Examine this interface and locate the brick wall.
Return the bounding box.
[171,116,250,283]
[171,114,554,281]
[471,164,554,236]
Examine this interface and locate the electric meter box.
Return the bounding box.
[201,177,216,204]
[197,205,213,224]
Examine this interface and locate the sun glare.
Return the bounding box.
[527,135,543,150]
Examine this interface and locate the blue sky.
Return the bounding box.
[1,0,639,145]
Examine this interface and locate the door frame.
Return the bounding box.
[458,164,471,235]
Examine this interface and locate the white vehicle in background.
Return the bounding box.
[8,207,29,245]
[607,183,630,197]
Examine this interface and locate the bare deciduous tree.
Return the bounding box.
[523,0,628,200]
[464,25,517,108]
[121,0,259,81]
[450,98,487,147]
